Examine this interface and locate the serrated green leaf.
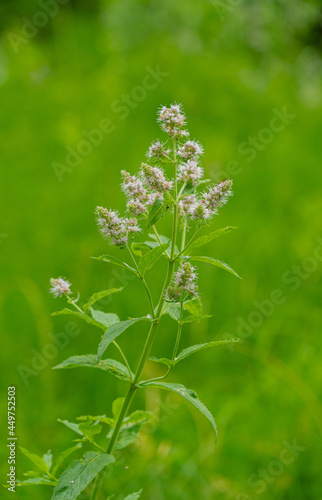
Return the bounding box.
[112,397,125,420]
[112,425,141,450]
[148,356,175,367]
[123,410,154,428]
[142,382,217,441]
[83,288,123,311]
[93,254,138,275]
[19,447,49,474]
[183,297,203,316]
[124,490,143,500]
[190,255,240,278]
[137,242,170,275]
[97,317,147,361]
[90,309,119,328]
[164,303,181,321]
[186,226,236,253]
[57,419,82,436]
[181,314,212,324]
[53,354,133,381]
[52,451,114,500]
[176,339,240,362]
[52,445,82,477]
[145,199,166,230]
[78,421,102,443]
[51,308,104,330]
[42,451,53,471]
[14,477,57,486]
[131,242,149,257]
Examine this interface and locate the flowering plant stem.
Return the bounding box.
[91,138,179,500]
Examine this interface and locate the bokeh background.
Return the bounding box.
[1,0,322,499]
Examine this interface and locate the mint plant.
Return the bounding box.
[14,104,240,499]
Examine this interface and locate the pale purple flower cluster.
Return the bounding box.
[166,262,198,302]
[178,160,203,184]
[146,140,170,161]
[158,103,189,138]
[50,277,72,298]
[177,140,203,160]
[180,179,233,223]
[95,206,140,247]
[121,168,168,216]
[141,163,173,192]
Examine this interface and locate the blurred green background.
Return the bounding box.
[1,0,322,499]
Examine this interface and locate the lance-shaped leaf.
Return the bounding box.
[97,317,147,361]
[83,288,123,311]
[52,451,115,500]
[141,381,218,441]
[93,254,138,276]
[52,444,82,477]
[185,226,236,253]
[181,314,212,324]
[108,411,153,451]
[51,309,104,330]
[137,242,170,276]
[13,477,57,487]
[53,354,133,381]
[164,303,181,321]
[124,490,143,500]
[90,309,119,328]
[42,451,53,471]
[57,419,82,436]
[149,339,240,368]
[19,447,50,474]
[183,297,203,316]
[78,420,102,444]
[189,256,240,278]
[145,199,166,230]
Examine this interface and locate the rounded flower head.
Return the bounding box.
[141,163,173,192]
[203,179,233,211]
[50,277,72,298]
[178,194,198,217]
[178,160,203,184]
[95,206,139,247]
[166,262,198,302]
[121,170,146,198]
[178,140,204,160]
[188,200,213,222]
[158,103,189,138]
[146,140,170,161]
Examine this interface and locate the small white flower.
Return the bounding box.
[177,140,204,160]
[146,140,170,160]
[166,262,198,302]
[141,163,173,192]
[50,277,72,297]
[203,179,233,211]
[178,160,203,184]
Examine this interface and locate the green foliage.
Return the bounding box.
[19,447,51,475]
[53,354,133,381]
[137,242,170,275]
[93,255,138,276]
[144,199,166,229]
[124,490,142,500]
[51,308,105,330]
[141,382,218,441]
[83,288,123,311]
[90,309,120,327]
[52,445,83,477]
[97,318,148,361]
[185,227,236,253]
[189,255,241,278]
[52,452,115,500]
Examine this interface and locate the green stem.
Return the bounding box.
[176,227,200,259]
[172,302,184,359]
[112,341,133,382]
[127,245,155,317]
[91,135,180,500]
[153,225,170,259]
